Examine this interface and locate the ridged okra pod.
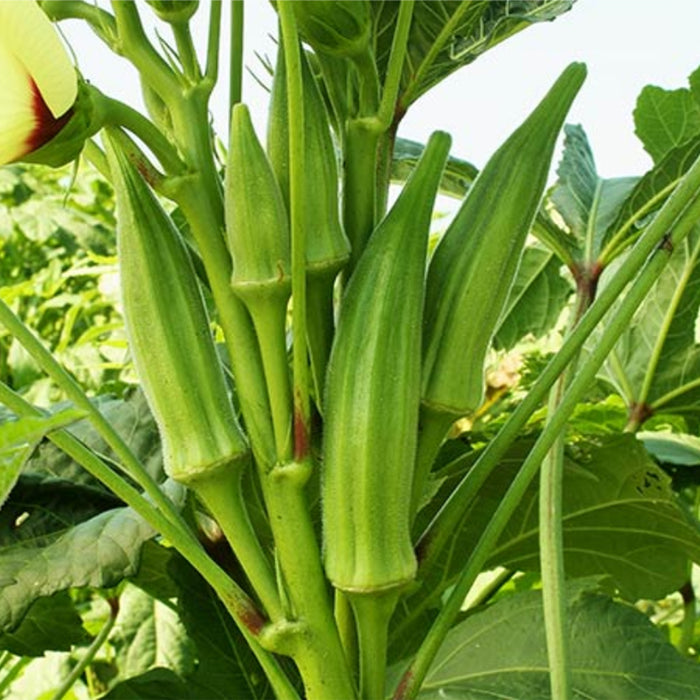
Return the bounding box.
[322,131,451,593]
[422,62,587,416]
[105,133,250,483]
[267,42,350,400]
[106,133,283,619]
[226,103,292,459]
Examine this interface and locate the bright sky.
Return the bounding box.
[60,1,700,179]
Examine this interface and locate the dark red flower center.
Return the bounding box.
[26,78,73,153]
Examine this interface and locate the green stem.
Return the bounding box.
[343,119,380,274]
[373,0,414,132]
[111,1,180,100]
[230,0,244,116]
[50,598,119,700]
[539,288,591,700]
[171,20,202,83]
[416,152,700,584]
[0,299,186,535]
[350,591,400,700]
[193,470,283,621]
[245,296,294,463]
[278,2,311,460]
[306,275,335,407]
[261,460,356,700]
[335,590,359,677]
[205,0,222,89]
[0,383,298,700]
[101,95,184,174]
[41,1,118,50]
[0,656,30,696]
[394,196,700,700]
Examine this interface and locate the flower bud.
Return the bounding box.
[291,0,371,59]
[145,0,199,23]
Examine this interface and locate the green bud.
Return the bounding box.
[145,0,199,23]
[267,42,350,278]
[290,0,371,59]
[226,103,291,302]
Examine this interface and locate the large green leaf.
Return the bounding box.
[600,229,700,424]
[550,124,638,261]
[491,435,700,599]
[0,506,155,632]
[494,244,572,350]
[0,591,89,657]
[604,135,700,253]
[415,582,700,699]
[634,79,700,163]
[109,584,196,681]
[407,434,700,632]
[372,1,575,110]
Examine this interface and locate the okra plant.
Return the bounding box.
[1,2,700,699]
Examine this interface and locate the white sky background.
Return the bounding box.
[59,0,700,179]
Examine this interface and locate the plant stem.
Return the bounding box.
[171,20,201,83]
[335,590,358,675]
[0,656,30,696]
[539,287,591,700]
[261,460,356,700]
[101,94,184,174]
[350,591,400,700]
[111,1,179,100]
[230,0,244,116]
[50,598,119,700]
[305,276,335,406]
[194,470,283,621]
[394,194,700,700]
[278,2,311,460]
[245,296,294,462]
[205,0,222,88]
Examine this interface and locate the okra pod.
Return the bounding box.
[322,131,451,593]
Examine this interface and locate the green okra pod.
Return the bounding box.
[322,130,451,593]
[422,62,587,417]
[267,41,350,401]
[105,131,250,484]
[226,103,293,459]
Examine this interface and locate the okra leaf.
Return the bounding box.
[599,229,700,426]
[550,124,638,261]
[372,0,575,110]
[603,135,700,253]
[412,434,700,619]
[109,583,196,682]
[0,591,89,657]
[634,82,700,163]
[493,244,572,351]
[411,581,700,699]
[392,137,478,197]
[0,505,155,632]
[103,668,190,700]
[639,431,700,466]
[490,434,700,600]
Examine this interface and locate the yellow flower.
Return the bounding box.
[0,0,77,165]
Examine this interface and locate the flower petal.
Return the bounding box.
[0,44,35,163]
[0,1,77,119]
